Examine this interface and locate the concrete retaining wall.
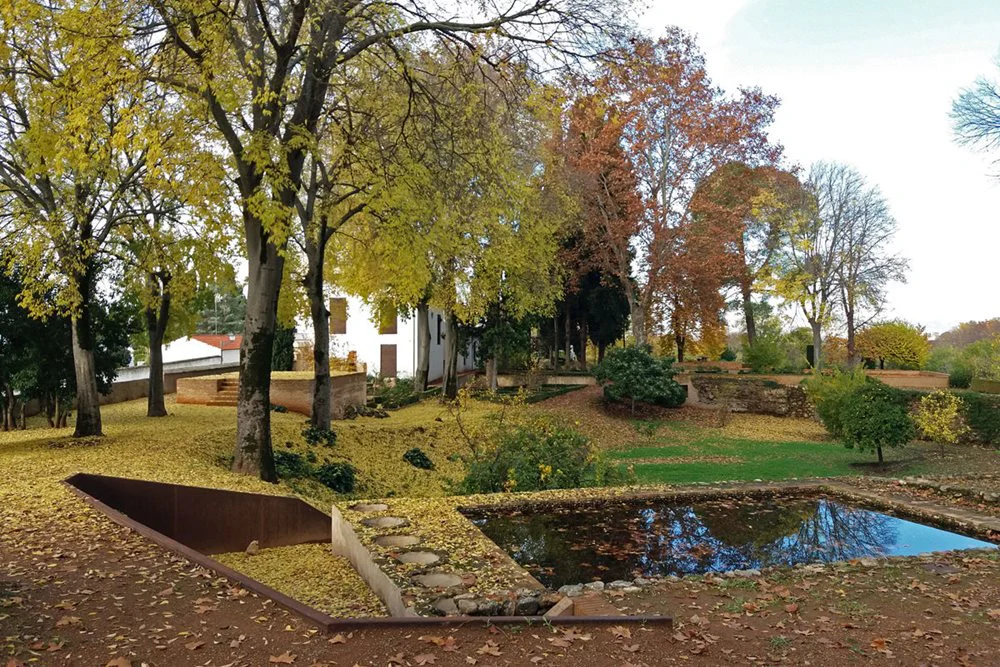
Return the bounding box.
[496,373,597,388]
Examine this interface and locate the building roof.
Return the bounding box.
[192,334,243,351]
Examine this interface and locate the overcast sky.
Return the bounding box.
[638,0,1000,335]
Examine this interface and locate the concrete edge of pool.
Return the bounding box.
[62,473,674,631]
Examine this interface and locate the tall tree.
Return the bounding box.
[690,163,805,345]
[152,0,628,480]
[834,170,907,366]
[583,30,780,345]
[952,64,1000,166]
[331,46,568,399]
[773,162,848,371]
[0,0,182,436]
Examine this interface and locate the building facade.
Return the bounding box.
[327,295,476,382]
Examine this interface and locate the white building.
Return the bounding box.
[327,295,477,382]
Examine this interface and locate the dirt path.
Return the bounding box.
[3,488,999,666]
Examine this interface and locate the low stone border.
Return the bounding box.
[336,477,1000,620]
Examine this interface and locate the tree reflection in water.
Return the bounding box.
[463,495,991,588]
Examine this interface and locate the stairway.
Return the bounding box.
[206,379,239,407]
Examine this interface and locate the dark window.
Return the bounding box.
[436,314,442,344]
[379,344,397,378]
[330,298,347,335]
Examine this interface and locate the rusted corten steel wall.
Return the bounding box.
[65,473,330,554]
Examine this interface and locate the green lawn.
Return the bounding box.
[610,434,919,484]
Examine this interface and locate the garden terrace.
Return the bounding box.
[176,370,366,419]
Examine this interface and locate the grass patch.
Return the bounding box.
[615,436,916,484]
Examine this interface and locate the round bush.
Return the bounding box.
[840,380,914,464]
[594,346,686,412]
[315,462,356,493]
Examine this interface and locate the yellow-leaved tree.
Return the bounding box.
[149,0,629,480]
[0,0,210,435]
[329,45,570,398]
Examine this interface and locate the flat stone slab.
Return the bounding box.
[351,503,389,512]
[362,516,409,529]
[412,572,463,588]
[395,551,441,565]
[375,535,421,548]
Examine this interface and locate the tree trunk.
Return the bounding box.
[810,320,823,372]
[71,309,103,437]
[877,445,884,465]
[44,395,54,428]
[442,311,460,399]
[629,298,646,347]
[232,215,283,483]
[564,304,572,370]
[551,313,559,368]
[676,332,686,363]
[844,304,857,369]
[18,401,25,430]
[145,276,171,418]
[486,356,498,391]
[579,318,588,371]
[742,286,756,346]
[414,300,430,392]
[304,243,331,430]
[2,384,12,431]
[598,343,607,363]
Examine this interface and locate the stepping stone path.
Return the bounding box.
[412,572,463,588]
[394,551,440,565]
[362,516,409,529]
[375,535,421,548]
[351,503,389,512]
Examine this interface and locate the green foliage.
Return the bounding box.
[371,377,421,409]
[949,365,974,389]
[804,369,869,440]
[913,391,968,452]
[195,283,247,335]
[274,451,312,478]
[744,338,784,372]
[402,447,435,470]
[272,325,296,371]
[593,346,686,411]
[315,462,357,493]
[460,419,628,493]
[840,380,915,462]
[955,392,1000,446]
[301,423,337,447]
[720,347,737,362]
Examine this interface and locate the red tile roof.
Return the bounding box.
[192,334,243,351]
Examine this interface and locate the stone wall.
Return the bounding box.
[689,376,815,418]
[177,372,367,420]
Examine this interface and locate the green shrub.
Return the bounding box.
[956,391,1000,445]
[804,369,868,439]
[403,447,435,470]
[720,347,737,362]
[274,451,312,479]
[744,338,784,373]
[840,380,915,464]
[301,423,337,447]
[593,346,686,413]
[315,462,356,493]
[460,420,629,493]
[371,377,421,409]
[949,365,973,389]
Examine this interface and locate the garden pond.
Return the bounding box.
[462,495,998,588]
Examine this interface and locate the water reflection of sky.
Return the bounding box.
[465,497,997,588]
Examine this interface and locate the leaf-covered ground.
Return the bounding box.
[2,391,999,664]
